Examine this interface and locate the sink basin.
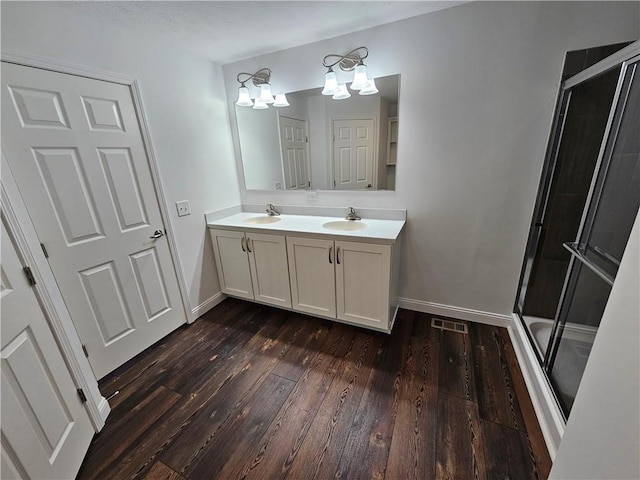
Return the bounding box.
[322,220,367,231]
[243,216,282,225]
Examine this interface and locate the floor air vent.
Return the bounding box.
[431,318,468,334]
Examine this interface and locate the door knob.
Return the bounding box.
[150,229,165,239]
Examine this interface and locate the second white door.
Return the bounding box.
[1,210,95,480]
[333,118,376,190]
[1,62,186,379]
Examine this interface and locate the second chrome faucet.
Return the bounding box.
[345,207,361,221]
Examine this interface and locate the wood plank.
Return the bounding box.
[499,328,552,479]
[285,331,379,479]
[159,315,303,473]
[471,324,525,431]
[141,461,186,480]
[271,313,331,381]
[439,327,477,402]
[332,317,413,480]
[163,303,283,394]
[386,313,440,480]
[186,374,295,479]
[90,302,275,451]
[99,298,252,410]
[86,307,297,480]
[77,386,181,480]
[435,393,487,480]
[217,323,357,480]
[481,420,539,480]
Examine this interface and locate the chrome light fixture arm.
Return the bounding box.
[236,67,272,87]
[322,46,369,72]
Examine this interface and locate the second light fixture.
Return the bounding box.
[321,46,378,99]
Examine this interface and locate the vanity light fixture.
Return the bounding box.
[321,46,377,98]
[236,67,288,108]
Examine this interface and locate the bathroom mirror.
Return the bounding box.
[236,74,399,191]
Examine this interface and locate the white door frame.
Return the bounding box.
[0,49,192,429]
[330,116,379,190]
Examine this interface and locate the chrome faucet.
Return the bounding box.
[345,206,361,221]
[266,204,280,216]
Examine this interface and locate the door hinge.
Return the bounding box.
[23,267,36,286]
[305,136,308,143]
[40,243,49,258]
[334,180,336,187]
[308,181,311,187]
[82,344,89,357]
[77,388,87,403]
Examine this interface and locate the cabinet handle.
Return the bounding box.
[241,237,246,252]
[329,246,333,264]
[336,246,341,265]
[247,238,253,253]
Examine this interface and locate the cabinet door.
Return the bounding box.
[287,236,336,318]
[209,229,253,300]
[247,232,291,308]
[335,241,391,329]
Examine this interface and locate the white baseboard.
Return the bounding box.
[397,297,512,327]
[508,313,565,460]
[191,292,226,321]
[97,396,111,429]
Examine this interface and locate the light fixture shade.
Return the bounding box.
[252,97,268,109]
[259,83,275,103]
[350,64,369,90]
[273,93,289,107]
[332,84,351,100]
[236,86,253,106]
[322,70,339,96]
[359,78,379,95]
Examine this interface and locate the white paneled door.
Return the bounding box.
[333,118,375,190]
[1,62,185,379]
[279,115,310,190]
[1,211,94,480]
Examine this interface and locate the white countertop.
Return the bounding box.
[207,212,405,243]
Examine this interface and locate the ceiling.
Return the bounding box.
[61,1,466,64]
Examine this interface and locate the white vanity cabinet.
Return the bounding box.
[287,236,393,331]
[209,229,291,309]
[207,211,404,333]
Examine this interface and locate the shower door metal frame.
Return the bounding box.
[545,55,639,375]
[514,40,640,419]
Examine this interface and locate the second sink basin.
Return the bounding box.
[322,220,367,231]
[243,216,282,225]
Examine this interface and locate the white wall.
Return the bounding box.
[1,1,242,313]
[236,106,283,190]
[223,1,639,317]
[307,95,329,189]
[550,213,640,479]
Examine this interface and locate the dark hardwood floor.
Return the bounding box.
[77,298,551,480]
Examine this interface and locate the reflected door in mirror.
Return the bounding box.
[279,116,310,189]
[333,118,375,190]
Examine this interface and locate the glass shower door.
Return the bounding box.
[515,65,621,360]
[546,57,640,416]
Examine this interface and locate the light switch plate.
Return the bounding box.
[176,200,191,217]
